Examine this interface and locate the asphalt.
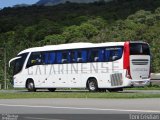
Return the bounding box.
[1,89,160,94]
[0,90,160,120]
[0,98,160,114]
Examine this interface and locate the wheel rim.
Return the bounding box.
[89,81,96,91]
[28,82,34,90]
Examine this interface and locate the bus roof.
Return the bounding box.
[18,42,125,55]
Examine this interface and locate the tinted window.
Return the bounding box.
[56,51,69,64]
[62,51,69,63]
[14,53,28,75]
[26,52,42,68]
[43,52,56,64]
[98,49,104,62]
[70,51,76,63]
[105,47,123,62]
[76,50,87,62]
[130,43,150,55]
[24,46,123,66]
[88,49,99,62]
[56,52,62,64]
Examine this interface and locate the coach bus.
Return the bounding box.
[9,41,151,92]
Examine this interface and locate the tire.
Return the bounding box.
[27,80,36,92]
[87,79,98,92]
[48,88,56,92]
[107,88,123,92]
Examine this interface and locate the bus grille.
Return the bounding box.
[110,73,123,86]
[132,59,149,65]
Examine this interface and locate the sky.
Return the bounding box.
[0,0,39,8]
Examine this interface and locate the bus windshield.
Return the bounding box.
[130,43,150,55]
[13,53,28,75]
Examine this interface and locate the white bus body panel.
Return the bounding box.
[13,59,131,89]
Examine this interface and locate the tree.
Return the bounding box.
[63,25,83,43]
[79,22,99,39]
[41,34,65,45]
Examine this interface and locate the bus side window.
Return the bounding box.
[42,52,56,64]
[105,50,110,62]
[48,52,56,64]
[104,47,123,62]
[81,50,87,62]
[26,52,42,68]
[77,51,82,62]
[75,50,87,63]
[110,50,119,61]
[114,48,123,60]
[62,51,69,63]
[44,52,49,64]
[70,51,76,63]
[118,48,123,58]
[98,49,104,62]
[88,49,99,62]
[56,52,62,64]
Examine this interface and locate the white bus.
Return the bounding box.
[9,41,151,92]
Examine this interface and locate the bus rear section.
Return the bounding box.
[124,41,151,86]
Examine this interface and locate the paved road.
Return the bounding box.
[1,89,160,94]
[0,98,160,120]
[0,98,160,114]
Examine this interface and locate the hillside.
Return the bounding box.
[36,0,61,6]
[36,0,112,6]
[1,0,159,33]
[0,0,160,87]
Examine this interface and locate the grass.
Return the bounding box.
[6,85,160,91]
[0,85,160,99]
[0,92,160,99]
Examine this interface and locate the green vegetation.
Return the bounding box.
[0,0,160,88]
[127,84,160,90]
[126,87,160,90]
[0,92,160,99]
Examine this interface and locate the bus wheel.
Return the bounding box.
[26,80,36,92]
[107,88,123,92]
[48,88,56,92]
[87,79,98,92]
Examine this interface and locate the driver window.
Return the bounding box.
[26,52,42,68]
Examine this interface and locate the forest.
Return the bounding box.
[0,0,160,88]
